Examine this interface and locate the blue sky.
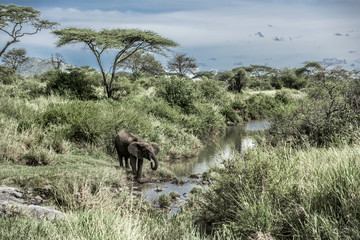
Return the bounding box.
[2,0,360,72]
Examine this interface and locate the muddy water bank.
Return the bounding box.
[134,120,270,216]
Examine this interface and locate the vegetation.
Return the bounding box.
[1,48,28,70]
[1,4,360,240]
[52,28,178,98]
[168,53,198,77]
[0,4,57,57]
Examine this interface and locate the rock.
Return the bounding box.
[0,186,64,220]
[155,186,164,192]
[226,121,236,126]
[189,174,201,179]
[34,195,43,203]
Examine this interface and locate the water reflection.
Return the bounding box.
[138,120,270,216]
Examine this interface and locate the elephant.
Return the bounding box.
[114,130,159,181]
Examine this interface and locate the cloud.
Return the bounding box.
[3,0,359,71]
[335,32,350,37]
[320,58,347,65]
[255,32,264,38]
[233,62,243,66]
[349,51,356,53]
[273,36,284,41]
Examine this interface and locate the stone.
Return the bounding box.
[0,186,64,220]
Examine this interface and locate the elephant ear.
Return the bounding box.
[150,142,160,155]
[128,142,143,159]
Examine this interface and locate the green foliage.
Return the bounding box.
[167,53,197,77]
[196,144,360,239]
[0,65,19,84]
[2,48,28,70]
[52,27,178,98]
[196,78,226,102]
[0,4,57,57]
[270,68,307,90]
[156,76,199,113]
[45,70,97,100]
[270,67,360,146]
[169,191,181,199]
[117,51,165,77]
[228,69,248,93]
[220,105,240,123]
[245,94,277,120]
[158,194,172,208]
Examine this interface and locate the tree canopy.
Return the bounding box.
[2,47,28,70]
[52,28,178,98]
[0,4,57,57]
[168,53,198,77]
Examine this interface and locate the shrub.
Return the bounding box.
[0,66,20,84]
[274,89,293,104]
[196,78,226,101]
[111,76,140,99]
[169,191,181,200]
[270,68,360,146]
[46,70,97,100]
[246,94,277,120]
[158,194,172,208]
[196,144,360,239]
[156,76,199,113]
[220,105,240,124]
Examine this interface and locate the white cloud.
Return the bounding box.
[3,0,359,70]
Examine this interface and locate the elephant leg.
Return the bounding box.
[124,157,130,168]
[130,156,137,176]
[118,154,124,167]
[137,158,144,180]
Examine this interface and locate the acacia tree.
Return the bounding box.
[52,28,178,98]
[2,47,28,70]
[117,51,165,76]
[168,53,197,77]
[0,4,57,57]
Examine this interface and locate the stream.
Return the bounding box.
[135,120,270,216]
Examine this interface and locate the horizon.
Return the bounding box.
[1,0,360,72]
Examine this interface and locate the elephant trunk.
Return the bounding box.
[150,155,158,170]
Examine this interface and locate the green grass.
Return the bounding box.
[195,143,360,239]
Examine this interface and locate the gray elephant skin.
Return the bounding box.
[115,130,159,181]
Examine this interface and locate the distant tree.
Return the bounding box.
[228,69,248,93]
[52,28,178,98]
[168,53,197,77]
[193,71,216,80]
[0,5,57,57]
[51,53,65,70]
[117,51,165,76]
[2,47,28,70]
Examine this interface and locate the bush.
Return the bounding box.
[196,144,360,239]
[270,68,360,146]
[196,78,226,101]
[246,94,277,120]
[0,66,20,84]
[220,105,240,123]
[46,70,97,100]
[111,76,140,99]
[156,76,199,113]
[158,194,172,208]
[274,89,293,104]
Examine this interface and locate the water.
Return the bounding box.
[135,120,270,216]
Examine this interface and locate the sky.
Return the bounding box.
[1,0,360,72]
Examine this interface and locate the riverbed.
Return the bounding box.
[136,120,270,216]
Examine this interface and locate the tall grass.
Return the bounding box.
[195,143,360,239]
